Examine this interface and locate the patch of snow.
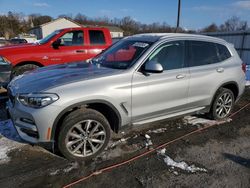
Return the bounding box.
[145,134,153,149]
[0,145,10,163]
[184,116,231,127]
[50,169,60,176]
[146,128,167,134]
[173,171,179,175]
[246,81,250,86]
[158,148,166,155]
[63,162,79,173]
[50,162,79,175]
[109,137,130,148]
[157,148,207,173]
[145,134,150,139]
[0,120,24,164]
[184,116,215,125]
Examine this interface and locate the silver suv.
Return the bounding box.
[7,33,246,160]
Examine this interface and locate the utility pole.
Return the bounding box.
[175,0,181,33]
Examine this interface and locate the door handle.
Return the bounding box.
[76,50,87,53]
[216,67,224,73]
[176,74,186,79]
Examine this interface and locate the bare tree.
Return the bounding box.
[220,16,247,31]
[202,23,219,32]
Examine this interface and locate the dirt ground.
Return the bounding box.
[0,87,249,188]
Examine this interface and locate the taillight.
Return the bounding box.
[242,63,246,74]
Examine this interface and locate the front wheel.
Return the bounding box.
[208,88,235,120]
[58,108,111,161]
[11,64,39,79]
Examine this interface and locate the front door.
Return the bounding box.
[47,30,88,65]
[132,40,189,122]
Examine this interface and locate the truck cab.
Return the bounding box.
[0,27,112,77]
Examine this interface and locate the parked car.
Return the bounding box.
[7,33,246,161]
[0,39,9,47]
[0,56,11,88]
[9,38,28,44]
[0,27,112,77]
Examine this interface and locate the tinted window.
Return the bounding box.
[89,30,106,45]
[59,30,84,46]
[148,41,185,70]
[188,41,220,67]
[216,44,231,61]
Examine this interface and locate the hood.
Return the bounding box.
[8,62,123,94]
[0,43,38,53]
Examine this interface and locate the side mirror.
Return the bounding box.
[52,39,61,49]
[144,60,163,73]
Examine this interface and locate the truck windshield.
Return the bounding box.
[39,30,61,44]
[91,40,152,69]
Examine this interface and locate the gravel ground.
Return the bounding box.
[0,87,249,188]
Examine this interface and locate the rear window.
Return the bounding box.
[89,30,106,45]
[216,44,231,61]
[188,41,220,67]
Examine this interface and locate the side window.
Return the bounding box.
[188,41,220,67]
[216,44,232,61]
[89,30,106,45]
[147,41,185,71]
[59,30,84,46]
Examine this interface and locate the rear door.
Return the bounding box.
[186,40,230,108]
[132,40,190,122]
[84,29,110,60]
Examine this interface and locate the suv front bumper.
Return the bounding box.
[6,99,60,144]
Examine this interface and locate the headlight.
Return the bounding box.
[0,56,11,65]
[18,93,59,108]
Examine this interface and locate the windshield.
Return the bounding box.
[39,30,61,44]
[91,40,152,69]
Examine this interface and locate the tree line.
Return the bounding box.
[0,11,248,39]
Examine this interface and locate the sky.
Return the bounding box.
[0,0,250,29]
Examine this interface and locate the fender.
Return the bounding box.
[209,81,239,108]
[50,99,122,140]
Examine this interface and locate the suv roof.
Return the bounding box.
[129,33,228,44]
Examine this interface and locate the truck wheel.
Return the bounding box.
[208,88,235,120]
[11,64,39,78]
[58,108,111,161]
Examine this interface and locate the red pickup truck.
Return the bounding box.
[0,27,112,77]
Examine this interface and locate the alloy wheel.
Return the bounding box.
[65,120,106,157]
[215,92,233,118]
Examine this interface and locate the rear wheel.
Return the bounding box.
[208,88,235,120]
[11,64,39,78]
[58,108,111,161]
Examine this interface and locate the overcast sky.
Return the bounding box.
[0,0,250,29]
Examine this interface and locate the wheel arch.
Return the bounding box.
[209,81,239,109]
[51,100,122,141]
[14,61,44,68]
[218,81,239,100]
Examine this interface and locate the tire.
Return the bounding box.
[11,64,39,79]
[208,88,235,120]
[58,108,111,161]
